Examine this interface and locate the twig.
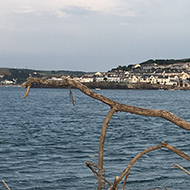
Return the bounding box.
[173,163,190,175]
[98,108,116,189]
[122,172,130,190]
[161,142,190,161]
[107,176,120,190]
[2,180,11,190]
[23,85,31,98]
[67,86,75,106]
[85,162,112,187]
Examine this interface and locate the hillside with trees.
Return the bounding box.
[0,68,86,84]
[111,58,190,71]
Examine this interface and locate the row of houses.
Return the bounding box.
[1,79,17,85]
[72,70,190,86]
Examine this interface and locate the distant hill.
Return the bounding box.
[0,68,86,84]
[111,58,190,71]
[140,58,190,66]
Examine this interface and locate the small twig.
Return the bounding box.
[102,182,108,189]
[85,161,99,169]
[122,172,130,190]
[173,163,190,175]
[86,163,99,180]
[107,176,120,190]
[23,85,31,98]
[85,162,112,187]
[67,86,75,106]
[2,180,11,190]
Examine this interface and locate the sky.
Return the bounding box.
[1,0,190,72]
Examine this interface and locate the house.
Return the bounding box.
[139,75,151,83]
[154,70,165,76]
[125,75,139,83]
[105,76,121,82]
[149,75,157,84]
[157,76,169,85]
[80,76,94,83]
[1,79,14,85]
[157,75,178,85]
[79,73,94,83]
[178,72,190,79]
[133,64,141,68]
[104,71,125,83]
[141,63,157,70]
[94,72,104,82]
[164,70,181,77]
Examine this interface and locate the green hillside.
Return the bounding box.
[0,68,86,84]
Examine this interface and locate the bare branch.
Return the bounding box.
[115,143,164,188]
[67,86,75,106]
[98,108,116,190]
[22,77,190,130]
[161,142,190,161]
[111,142,190,189]
[122,172,130,190]
[173,164,190,175]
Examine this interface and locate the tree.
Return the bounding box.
[22,77,190,190]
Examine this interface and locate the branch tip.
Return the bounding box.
[23,85,31,99]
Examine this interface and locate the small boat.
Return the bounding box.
[95,88,101,90]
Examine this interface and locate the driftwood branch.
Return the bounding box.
[22,77,190,131]
[173,163,190,175]
[21,77,190,189]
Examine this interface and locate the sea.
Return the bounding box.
[0,86,190,190]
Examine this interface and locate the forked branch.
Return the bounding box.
[109,141,190,190]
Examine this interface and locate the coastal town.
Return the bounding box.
[1,59,190,89]
[56,59,190,89]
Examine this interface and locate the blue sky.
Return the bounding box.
[1,0,190,72]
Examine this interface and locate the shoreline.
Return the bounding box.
[2,82,187,90]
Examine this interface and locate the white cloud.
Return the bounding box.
[0,0,138,18]
[12,6,34,14]
[2,0,190,19]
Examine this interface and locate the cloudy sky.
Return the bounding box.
[1,0,190,72]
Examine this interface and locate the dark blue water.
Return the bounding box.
[0,87,190,190]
